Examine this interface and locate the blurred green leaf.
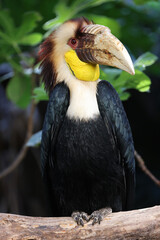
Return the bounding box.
[101,67,151,101]
[146,1,160,11]
[0,10,43,62]
[85,0,115,7]
[85,14,121,37]
[128,70,151,92]
[6,75,31,108]
[43,0,116,31]
[134,52,158,70]
[26,130,42,147]
[119,92,131,101]
[0,10,15,37]
[0,40,15,62]
[0,30,14,45]
[33,84,48,102]
[55,1,74,20]
[114,69,151,93]
[100,68,121,83]
[43,17,60,31]
[18,33,43,46]
[134,0,155,5]
[6,57,23,72]
[43,1,74,30]
[16,12,42,38]
[71,0,115,12]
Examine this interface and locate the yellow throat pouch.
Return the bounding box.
[65,50,100,82]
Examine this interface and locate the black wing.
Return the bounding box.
[41,82,70,179]
[97,80,135,210]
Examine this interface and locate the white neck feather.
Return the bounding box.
[66,79,100,120]
[54,54,100,121]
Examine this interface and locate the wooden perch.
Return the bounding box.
[0,206,160,239]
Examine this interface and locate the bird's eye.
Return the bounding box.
[71,38,77,45]
[68,38,78,49]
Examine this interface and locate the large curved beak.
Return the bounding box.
[76,24,135,75]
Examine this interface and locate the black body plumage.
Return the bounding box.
[41,80,135,217]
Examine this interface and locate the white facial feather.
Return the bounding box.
[50,21,100,120]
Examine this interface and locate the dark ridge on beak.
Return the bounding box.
[75,26,97,64]
[76,48,97,64]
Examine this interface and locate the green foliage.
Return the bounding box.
[134,0,151,4]
[100,51,158,101]
[43,0,116,35]
[16,12,42,38]
[6,74,32,108]
[114,70,151,99]
[33,84,49,102]
[134,52,158,71]
[0,10,42,56]
[1,0,159,145]
[18,33,42,46]
[0,9,42,108]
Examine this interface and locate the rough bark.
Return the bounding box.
[0,206,160,240]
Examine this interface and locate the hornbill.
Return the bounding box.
[39,17,135,226]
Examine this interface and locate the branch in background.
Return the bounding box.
[134,150,160,187]
[0,92,36,180]
[0,206,160,240]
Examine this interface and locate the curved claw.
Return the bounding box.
[91,214,102,225]
[89,212,103,225]
[89,207,112,225]
[71,211,89,226]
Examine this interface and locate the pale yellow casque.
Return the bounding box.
[65,50,100,82]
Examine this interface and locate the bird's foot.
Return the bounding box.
[89,207,112,225]
[71,211,89,226]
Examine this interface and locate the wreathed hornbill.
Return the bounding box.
[39,17,135,226]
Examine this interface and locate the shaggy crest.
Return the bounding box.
[38,17,92,93]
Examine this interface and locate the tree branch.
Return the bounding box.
[0,95,36,180]
[134,150,160,187]
[0,206,160,239]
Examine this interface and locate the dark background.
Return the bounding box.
[0,0,160,216]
